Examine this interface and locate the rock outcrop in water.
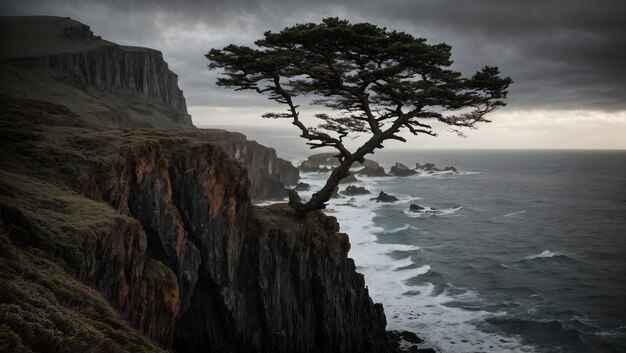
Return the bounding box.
[299,152,386,177]
[343,185,371,195]
[372,191,400,203]
[415,163,457,174]
[390,162,417,176]
[355,159,388,177]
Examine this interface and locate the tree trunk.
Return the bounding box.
[291,161,352,215]
[290,135,386,216]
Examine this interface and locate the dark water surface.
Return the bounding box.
[370,149,626,352]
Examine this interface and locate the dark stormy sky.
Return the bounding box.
[2,0,625,148]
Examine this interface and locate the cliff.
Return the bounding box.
[0,16,191,128]
[190,129,299,200]
[0,94,390,352]
[0,16,299,201]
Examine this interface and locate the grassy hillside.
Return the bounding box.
[0,94,170,352]
[0,175,166,353]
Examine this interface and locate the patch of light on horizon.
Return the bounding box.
[190,105,626,150]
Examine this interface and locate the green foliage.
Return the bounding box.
[208,18,512,212]
[208,17,511,146]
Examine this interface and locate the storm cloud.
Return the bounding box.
[3,0,625,113]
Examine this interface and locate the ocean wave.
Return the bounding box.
[404,205,463,218]
[595,326,626,337]
[393,263,431,281]
[378,224,417,234]
[523,250,563,260]
[503,210,526,217]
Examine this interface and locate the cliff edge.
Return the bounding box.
[0,94,389,352]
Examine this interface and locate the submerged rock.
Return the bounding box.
[342,185,371,196]
[372,191,399,203]
[390,162,417,176]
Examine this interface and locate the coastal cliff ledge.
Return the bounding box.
[0,94,391,352]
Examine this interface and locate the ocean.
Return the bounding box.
[208,126,626,353]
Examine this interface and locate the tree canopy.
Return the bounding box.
[207,18,511,214]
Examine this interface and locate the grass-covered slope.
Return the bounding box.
[0,180,166,353]
[0,94,169,352]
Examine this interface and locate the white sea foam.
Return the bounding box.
[379,224,412,234]
[523,250,562,260]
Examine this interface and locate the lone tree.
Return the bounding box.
[207,18,511,214]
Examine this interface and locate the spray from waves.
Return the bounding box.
[523,250,563,260]
[296,172,536,353]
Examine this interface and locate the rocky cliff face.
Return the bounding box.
[0,94,388,352]
[92,133,383,352]
[8,41,191,126]
[0,16,192,128]
[189,129,299,201]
